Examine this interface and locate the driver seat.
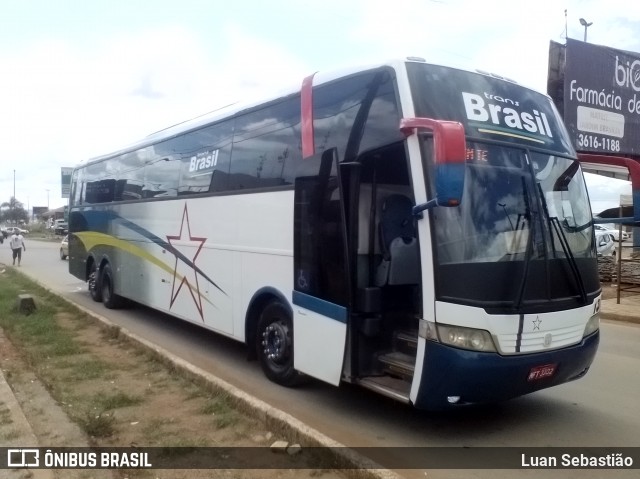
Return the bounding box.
[376,194,420,286]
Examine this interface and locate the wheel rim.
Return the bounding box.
[88,266,97,292]
[261,320,291,366]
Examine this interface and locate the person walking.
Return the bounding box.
[9,231,26,266]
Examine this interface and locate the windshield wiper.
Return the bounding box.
[549,217,587,304]
[514,178,533,310]
[538,184,588,305]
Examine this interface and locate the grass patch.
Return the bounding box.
[65,359,110,381]
[100,325,121,341]
[0,404,13,426]
[200,394,241,429]
[200,397,232,415]
[0,278,83,362]
[79,411,115,438]
[214,412,240,429]
[94,391,143,410]
[141,417,175,441]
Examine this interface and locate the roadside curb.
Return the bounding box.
[0,334,54,479]
[601,297,640,326]
[21,273,404,479]
[600,311,640,325]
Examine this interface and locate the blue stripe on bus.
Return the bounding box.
[292,291,348,323]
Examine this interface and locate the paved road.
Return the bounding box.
[9,239,640,479]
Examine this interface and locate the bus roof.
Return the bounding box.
[79,57,544,168]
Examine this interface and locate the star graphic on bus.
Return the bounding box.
[532,317,542,331]
[167,204,207,321]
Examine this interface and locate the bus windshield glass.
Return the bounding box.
[431,144,593,263]
[407,62,598,310]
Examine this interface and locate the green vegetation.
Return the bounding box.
[0,268,343,479]
[0,197,28,224]
[94,391,143,410]
[79,410,116,438]
[0,268,246,444]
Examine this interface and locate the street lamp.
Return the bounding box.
[579,18,593,42]
[46,189,50,210]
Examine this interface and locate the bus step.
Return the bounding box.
[377,351,415,380]
[356,376,411,403]
[393,329,418,355]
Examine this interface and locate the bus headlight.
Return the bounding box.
[419,320,496,352]
[583,314,600,337]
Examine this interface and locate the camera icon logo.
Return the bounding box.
[7,449,40,468]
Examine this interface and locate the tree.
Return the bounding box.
[0,197,29,223]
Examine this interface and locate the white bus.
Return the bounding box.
[68,57,600,410]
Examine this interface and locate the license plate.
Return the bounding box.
[527,363,557,381]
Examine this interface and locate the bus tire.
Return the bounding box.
[256,301,303,387]
[100,263,125,309]
[88,262,102,302]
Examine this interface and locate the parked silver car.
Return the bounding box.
[596,231,616,257]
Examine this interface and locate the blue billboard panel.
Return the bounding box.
[549,38,640,156]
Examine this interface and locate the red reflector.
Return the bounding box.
[527,364,557,381]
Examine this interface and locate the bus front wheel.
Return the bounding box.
[100,263,125,309]
[256,301,303,387]
[88,262,102,302]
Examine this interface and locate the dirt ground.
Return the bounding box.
[0,273,347,479]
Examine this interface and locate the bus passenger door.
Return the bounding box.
[293,148,350,386]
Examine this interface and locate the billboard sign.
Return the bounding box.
[549,38,640,156]
[61,167,73,198]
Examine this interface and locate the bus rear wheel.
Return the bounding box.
[88,262,102,302]
[256,301,303,387]
[100,263,125,309]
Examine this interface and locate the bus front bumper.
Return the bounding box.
[412,330,599,410]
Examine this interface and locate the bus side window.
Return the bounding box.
[175,121,234,195]
[312,67,402,159]
[142,156,180,199]
[228,95,301,191]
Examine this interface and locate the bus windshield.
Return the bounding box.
[407,62,599,311]
[433,144,593,265]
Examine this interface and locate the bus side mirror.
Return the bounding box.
[400,117,466,217]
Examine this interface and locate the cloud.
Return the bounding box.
[0,24,308,208]
[3,0,640,210]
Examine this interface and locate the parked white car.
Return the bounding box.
[60,235,69,260]
[594,224,629,242]
[596,231,616,257]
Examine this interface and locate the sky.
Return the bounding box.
[1,0,639,213]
